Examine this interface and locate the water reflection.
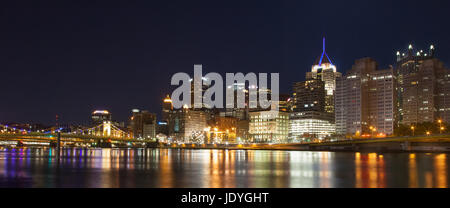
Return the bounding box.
[354,152,386,188]
[0,147,449,188]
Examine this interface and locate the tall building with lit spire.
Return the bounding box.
[306,37,342,115]
[289,38,339,141]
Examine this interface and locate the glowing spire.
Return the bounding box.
[323,37,326,53]
[318,37,333,65]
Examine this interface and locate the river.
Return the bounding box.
[0,147,448,188]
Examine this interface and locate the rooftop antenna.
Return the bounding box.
[318,37,333,65]
[323,37,326,53]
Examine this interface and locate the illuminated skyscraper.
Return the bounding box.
[162,94,173,123]
[289,39,339,141]
[306,37,342,115]
[290,80,335,140]
[335,58,396,136]
[395,44,450,125]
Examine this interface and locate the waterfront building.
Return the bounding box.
[236,119,249,142]
[249,110,289,143]
[168,107,208,143]
[288,38,339,141]
[436,63,450,122]
[305,38,342,115]
[289,111,336,140]
[205,116,238,143]
[290,79,335,140]
[335,58,396,136]
[129,109,157,139]
[396,44,450,125]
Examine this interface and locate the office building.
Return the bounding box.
[129,109,157,139]
[335,58,396,136]
[292,79,326,114]
[396,44,450,125]
[249,110,289,143]
[224,82,249,120]
[168,108,208,143]
[290,79,335,140]
[289,111,336,140]
[162,94,173,122]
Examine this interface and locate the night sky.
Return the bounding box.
[1,0,449,125]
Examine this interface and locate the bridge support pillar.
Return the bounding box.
[56,132,61,158]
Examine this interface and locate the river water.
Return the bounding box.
[0,147,448,188]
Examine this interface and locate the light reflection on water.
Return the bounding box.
[0,147,449,188]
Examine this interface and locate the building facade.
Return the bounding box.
[168,108,208,143]
[289,111,335,140]
[129,109,157,139]
[396,44,450,125]
[249,110,289,143]
[335,58,396,136]
[162,94,173,123]
[289,39,340,141]
[292,79,327,114]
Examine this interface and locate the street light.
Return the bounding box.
[438,119,443,134]
[369,126,376,137]
[411,126,415,136]
[426,131,431,136]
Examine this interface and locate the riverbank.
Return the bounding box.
[159,141,450,153]
[3,135,450,153]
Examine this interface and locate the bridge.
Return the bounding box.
[0,122,156,147]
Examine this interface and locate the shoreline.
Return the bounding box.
[2,144,450,154]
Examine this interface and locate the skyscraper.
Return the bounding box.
[289,38,339,140]
[335,58,396,136]
[162,94,173,123]
[290,79,335,140]
[306,38,342,115]
[395,44,450,125]
[129,109,157,139]
[292,80,326,113]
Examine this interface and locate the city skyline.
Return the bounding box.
[2,0,450,191]
[1,0,450,125]
[2,41,447,126]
